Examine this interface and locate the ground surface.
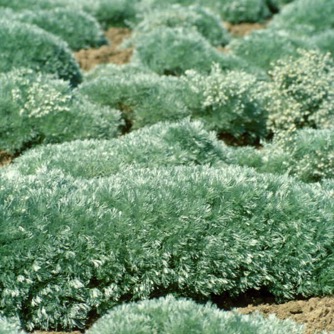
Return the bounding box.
[3,24,333,334]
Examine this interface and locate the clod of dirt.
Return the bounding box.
[237,296,334,334]
[74,27,133,71]
[224,22,267,37]
[0,151,12,167]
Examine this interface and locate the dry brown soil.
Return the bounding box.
[74,27,133,71]
[0,150,12,167]
[2,24,332,334]
[224,21,267,37]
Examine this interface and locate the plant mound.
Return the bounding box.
[0,69,122,154]
[0,19,82,86]
[87,295,304,334]
[0,165,333,330]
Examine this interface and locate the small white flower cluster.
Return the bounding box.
[265,49,334,134]
[8,69,71,118]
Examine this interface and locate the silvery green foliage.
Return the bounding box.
[229,29,314,72]
[311,30,334,60]
[264,50,334,134]
[87,295,305,334]
[84,63,153,82]
[130,27,240,75]
[0,19,82,86]
[226,128,334,183]
[269,0,334,33]
[0,0,138,28]
[0,317,26,334]
[134,4,230,46]
[0,69,122,153]
[11,119,226,178]
[182,64,267,141]
[0,165,333,330]
[13,8,107,51]
[78,70,190,129]
[215,0,271,23]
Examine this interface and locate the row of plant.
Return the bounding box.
[1,47,333,155]
[1,162,333,330]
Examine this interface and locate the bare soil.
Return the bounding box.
[0,150,12,167]
[224,21,267,37]
[74,27,133,71]
[238,296,334,334]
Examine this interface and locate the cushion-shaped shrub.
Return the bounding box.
[0,317,25,334]
[14,8,107,51]
[0,69,122,154]
[182,64,267,142]
[11,119,226,178]
[225,128,334,183]
[263,49,334,134]
[0,165,333,330]
[0,0,62,10]
[269,0,334,33]
[0,19,82,86]
[86,295,305,334]
[134,4,230,46]
[78,71,190,129]
[214,0,271,24]
[229,29,314,72]
[130,27,237,75]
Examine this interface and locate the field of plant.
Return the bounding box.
[0,0,333,333]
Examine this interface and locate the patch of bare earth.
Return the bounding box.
[74,27,133,71]
[0,150,12,167]
[237,296,334,333]
[224,21,267,37]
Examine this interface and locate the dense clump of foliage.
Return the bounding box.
[0,69,122,154]
[0,165,333,330]
[11,120,226,178]
[130,27,242,75]
[133,4,230,46]
[0,0,138,28]
[226,128,334,183]
[12,8,107,51]
[263,50,334,134]
[229,29,314,72]
[0,19,82,86]
[87,295,305,334]
[213,0,271,24]
[83,63,153,81]
[311,30,334,59]
[78,70,189,129]
[0,317,25,334]
[182,64,267,142]
[269,0,334,33]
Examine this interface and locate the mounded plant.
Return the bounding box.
[0,317,25,334]
[13,8,107,51]
[133,4,230,46]
[182,64,267,142]
[78,71,190,129]
[225,128,334,183]
[0,69,122,154]
[263,49,334,134]
[0,165,333,330]
[214,0,271,24]
[269,0,334,33]
[229,29,315,72]
[11,119,226,178]
[0,19,82,86]
[87,295,305,334]
[130,27,240,75]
